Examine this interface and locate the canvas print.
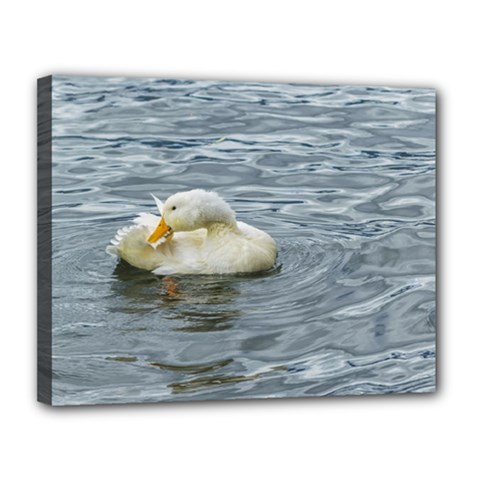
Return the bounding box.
[37,75,436,406]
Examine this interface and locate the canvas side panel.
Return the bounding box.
[434,89,438,391]
[37,76,53,404]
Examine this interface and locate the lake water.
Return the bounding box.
[50,75,436,405]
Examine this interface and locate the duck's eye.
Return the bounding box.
[172,206,176,211]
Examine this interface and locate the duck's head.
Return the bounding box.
[148,189,236,243]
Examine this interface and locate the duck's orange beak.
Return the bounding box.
[147,216,172,243]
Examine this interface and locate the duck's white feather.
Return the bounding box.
[150,193,164,214]
[107,190,277,275]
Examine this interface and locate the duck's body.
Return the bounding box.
[107,190,277,275]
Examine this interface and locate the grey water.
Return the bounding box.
[50,75,436,405]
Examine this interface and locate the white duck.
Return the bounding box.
[107,189,277,275]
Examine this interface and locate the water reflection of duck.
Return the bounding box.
[107,189,277,275]
[111,264,242,331]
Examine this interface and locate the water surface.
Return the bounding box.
[51,76,436,405]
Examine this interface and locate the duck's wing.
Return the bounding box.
[133,212,161,229]
[106,223,140,257]
[107,194,165,258]
[106,220,172,271]
[151,230,209,275]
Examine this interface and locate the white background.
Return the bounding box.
[1,1,478,478]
